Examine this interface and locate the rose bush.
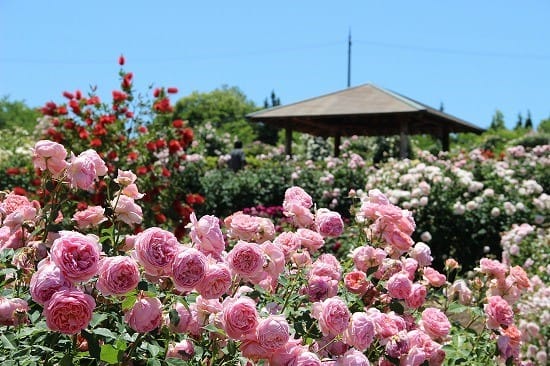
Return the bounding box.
[0,138,545,365]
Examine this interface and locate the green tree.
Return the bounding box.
[538,117,550,133]
[525,110,533,130]
[514,112,523,130]
[172,85,256,130]
[257,90,282,145]
[0,96,40,132]
[489,109,506,130]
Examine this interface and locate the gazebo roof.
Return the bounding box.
[246,83,485,137]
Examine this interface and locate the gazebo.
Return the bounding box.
[246,83,485,157]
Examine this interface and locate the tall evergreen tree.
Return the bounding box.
[489,110,506,130]
[525,110,533,130]
[514,113,523,130]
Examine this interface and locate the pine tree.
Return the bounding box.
[514,113,523,130]
[525,110,533,130]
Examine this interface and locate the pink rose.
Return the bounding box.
[190,212,225,256]
[402,257,419,280]
[257,315,290,351]
[50,230,101,283]
[72,205,107,229]
[171,247,207,290]
[423,267,447,287]
[95,256,140,296]
[121,183,144,199]
[343,312,375,351]
[352,245,387,271]
[273,231,301,259]
[484,295,514,329]
[168,302,201,336]
[224,211,260,241]
[343,271,370,295]
[166,340,195,360]
[0,297,29,326]
[227,240,265,278]
[410,242,433,267]
[315,208,344,238]
[296,228,324,253]
[369,310,399,340]
[67,149,107,190]
[283,201,315,228]
[447,280,473,305]
[309,253,342,281]
[304,275,339,302]
[387,271,413,299]
[335,349,370,366]
[114,169,137,186]
[420,308,451,340]
[479,258,507,279]
[30,259,73,305]
[405,283,427,309]
[134,227,180,276]
[221,296,259,340]
[240,340,271,361]
[44,289,95,334]
[0,226,26,250]
[313,296,351,337]
[31,140,68,177]
[382,228,414,251]
[113,195,143,226]
[283,186,313,209]
[295,351,322,366]
[125,296,163,333]
[508,265,530,290]
[195,262,232,299]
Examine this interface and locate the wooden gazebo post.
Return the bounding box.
[285,127,293,157]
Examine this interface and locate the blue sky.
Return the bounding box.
[1,1,549,129]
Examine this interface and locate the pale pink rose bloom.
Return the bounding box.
[29,259,73,305]
[369,309,399,340]
[240,340,272,361]
[268,338,307,366]
[296,228,325,253]
[113,195,143,226]
[189,212,225,256]
[50,230,101,283]
[343,312,375,351]
[401,257,419,280]
[257,217,276,243]
[134,227,179,276]
[120,234,136,251]
[255,241,285,292]
[343,271,370,295]
[95,256,140,296]
[335,349,370,365]
[0,192,37,216]
[221,296,259,341]
[31,140,68,177]
[283,186,313,209]
[167,302,201,336]
[401,346,428,366]
[304,275,339,302]
[405,283,427,309]
[227,240,265,278]
[195,295,223,315]
[315,208,344,238]
[352,245,387,271]
[121,183,144,199]
[125,296,163,333]
[423,267,447,287]
[0,226,26,250]
[447,279,472,305]
[508,265,530,290]
[0,297,29,326]
[387,271,413,299]
[224,211,265,242]
[484,295,514,329]
[410,242,433,267]
[72,206,107,229]
[67,150,107,190]
[3,205,38,230]
[171,247,207,290]
[256,315,290,351]
[195,261,232,299]
[44,289,95,334]
[295,351,322,366]
[382,228,414,252]
[309,253,342,281]
[273,231,301,259]
[312,296,351,337]
[284,201,315,228]
[166,340,195,360]
[114,169,137,186]
[479,258,507,279]
[291,250,312,268]
[419,308,451,340]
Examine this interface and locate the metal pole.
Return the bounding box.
[347,29,352,88]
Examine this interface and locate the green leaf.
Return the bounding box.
[122,294,137,311]
[58,354,73,366]
[447,302,469,314]
[169,308,180,327]
[100,344,121,364]
[90,312,109,328]
[147,343,161,357]
[93,327,117,339]
[0,334,15,350]
[146,359,161,366]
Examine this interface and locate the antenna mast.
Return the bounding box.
[347,29,352,87]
